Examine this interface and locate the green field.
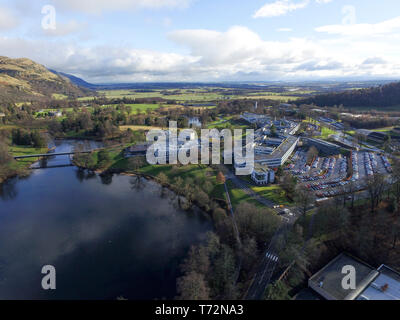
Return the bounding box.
[9,145,49,169]
[103,103,165,114]
[78,88,300,103]
[251,185,291,206]
[320,126,338,139]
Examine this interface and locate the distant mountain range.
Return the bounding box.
[298,81,400,108]
[0,56,93,103]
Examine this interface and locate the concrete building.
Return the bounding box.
[304,138,341,155]
[357,265,400,300]
[240,112,270,126]
[254,135,299,168]
[308,253,400,300]
[308,253,379,300]
[250,163,275,185]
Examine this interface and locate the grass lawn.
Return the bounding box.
[320,127,338,140]
[225,180,262,208]
[251,185,292,206]
[9,145,49,169]
[102,103,164,114]
[101,149,227,201]
[120,125,164,131]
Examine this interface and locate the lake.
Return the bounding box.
[0,140,212,300]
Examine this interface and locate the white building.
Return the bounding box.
[250,163,275,185]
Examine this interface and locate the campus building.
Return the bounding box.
[250,163,275,185]
[303,138,341,155]
[254,135,300,168]
[308,253,400,300]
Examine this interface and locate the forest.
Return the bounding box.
[299,81,400,108]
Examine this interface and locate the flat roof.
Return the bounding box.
[309,253,379,300]
[357,265,400,300]
[255,135,298,161]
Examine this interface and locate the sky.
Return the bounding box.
[0,0,400,83]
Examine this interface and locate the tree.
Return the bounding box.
[345,180,357,209]
[97,149,111,168]
[194,188,210,211]
[280,173,297,199]
[0,141,11,165]
[127,156,145,171]
[270,124,277,137]
[235,202,280,246]
[216,171,226,184]
[240,236,258,272]
[364,173,386,213]
[306,146,318,165]
[212,208,227,225]
[265,281,290,300]
[176,271,210,300]
[391,159,400,205]
[294,185,316,218]
[181,245,210,275]
[157,172,168,186]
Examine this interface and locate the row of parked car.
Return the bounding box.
[364,152,377,176]
[381,155,392,173]
[351,152,360,182]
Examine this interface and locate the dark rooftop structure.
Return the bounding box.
[124,143,150,157]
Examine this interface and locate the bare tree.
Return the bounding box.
[306,146,318,165]
[345,180,358,209]
[391,159,400,205]
[294,185,316,218]
[364,173,386,213]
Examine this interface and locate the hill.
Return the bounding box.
[298,81,400,108]
[49,69,99,90]
[0,56,93,103]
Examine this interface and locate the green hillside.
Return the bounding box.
[0,56,92,103]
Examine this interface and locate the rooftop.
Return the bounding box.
[255,135,298,161]
[357,265,400,300]
[309,253,378,300]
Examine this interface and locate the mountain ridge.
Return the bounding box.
[0,56,93,103]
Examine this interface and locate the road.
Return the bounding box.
[223,167,302,299]
[245,223,289,300]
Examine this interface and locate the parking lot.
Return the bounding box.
[287,150,392,199]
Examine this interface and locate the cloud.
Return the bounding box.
[42,20,88,37]
[50,0,191,14]
[253,0,333,18]
[277,28,293,32]
[316,16,400,36]
[0,7,19,30]
[295,60,343,71]
[1,24,400,82]
[362,57,387,65]
[253,0,309,18]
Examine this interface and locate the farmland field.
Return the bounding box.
[78,88,300,103]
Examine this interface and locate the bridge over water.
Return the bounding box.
[13,149,102,160]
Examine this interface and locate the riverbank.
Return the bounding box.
[0,145,49,184]
[70,144,229,214]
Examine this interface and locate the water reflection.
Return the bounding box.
[0,140,211,300]
[0,178,17,200]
